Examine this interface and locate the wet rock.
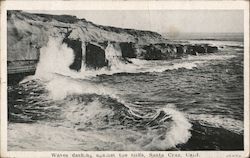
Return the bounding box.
[63,38,82,71]
[140,44,168,60]
[119,42,137,58]
[176,45,184,57]
[85,42,108,69]
[207,45,218,53]
[193,45,206,54]
[184,45,207,55]
[128,43,219,60]
[185,45,197,55]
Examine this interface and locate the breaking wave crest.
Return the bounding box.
[59,94,192,150]
[8,104,192,151]
[10,77,192,150]
[52,77,192,150]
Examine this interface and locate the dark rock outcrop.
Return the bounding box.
[63,38,82,71]
[85,43,108,69]
[140,44,168,60]
[184,44,218,55]
[134,43,219,61]
[119,42,137,58]
[196,45,207,54]
[207,45,218,53]
[176,45,184,57]
[185,45,198,55]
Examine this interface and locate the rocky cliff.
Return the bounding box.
[7,10,218,75]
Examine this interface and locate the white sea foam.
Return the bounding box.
[186,54,236,61]
[75,59,203,78]
[144,106,192,150]
[188,114,243,134]
[8,102,192,150]
[10,36,244,151]
[23,36,193,149]
[186,40,243,48]
[28,36,238,82]
[77,52,235,77]
[45,75,115,100]
[18,36,240,84]
[35,37,75,80]
[17,37,243,150]
[105,42,123,70]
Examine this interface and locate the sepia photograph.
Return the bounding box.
[1,1,249,158]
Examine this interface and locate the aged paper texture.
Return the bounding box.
[1,0,249,158]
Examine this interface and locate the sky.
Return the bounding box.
[27,10,244,34]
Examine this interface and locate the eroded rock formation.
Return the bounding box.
[85,43,108,69]
[7,10,219,75]
[119,42,137,58]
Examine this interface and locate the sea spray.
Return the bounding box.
[35,37,75,80]
[45,76,113,100]
[29,36,193,149]
[105,42,124,69]
[45,76,192,150]
[32,37,230,80]
[17,36,195,150]
[10,76,194,150]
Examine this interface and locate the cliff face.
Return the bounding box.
[7,10,168,73]
[7,10,218,75]
[7,10,165,59]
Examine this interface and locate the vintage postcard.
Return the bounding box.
[0,0,249,158]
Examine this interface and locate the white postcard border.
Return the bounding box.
[1,1,249,158]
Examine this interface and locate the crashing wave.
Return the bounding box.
[31,37,214,80]
[13,37,193,150]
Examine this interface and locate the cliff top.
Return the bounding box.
[8,10,165,43]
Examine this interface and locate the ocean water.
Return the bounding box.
[7,35,244,151]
